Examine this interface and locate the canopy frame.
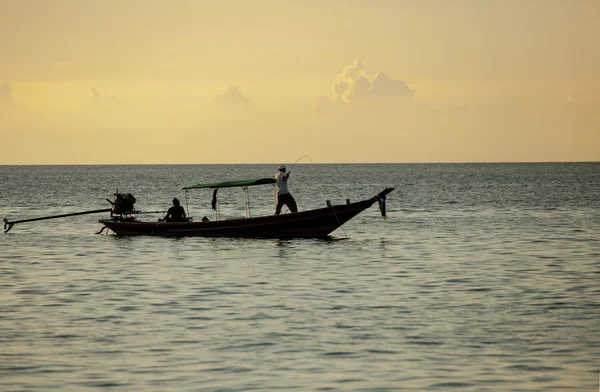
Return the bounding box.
[183,178,275,221]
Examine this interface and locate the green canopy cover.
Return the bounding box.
[183,178,275,190]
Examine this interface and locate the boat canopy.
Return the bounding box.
[183,178,275,190]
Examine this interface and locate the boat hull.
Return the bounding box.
[99,197,379,238]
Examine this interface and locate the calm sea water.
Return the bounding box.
[1,163,599,391]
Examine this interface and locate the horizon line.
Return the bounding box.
[1,161,599,167]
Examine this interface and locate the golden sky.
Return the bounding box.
[1,0,598,164]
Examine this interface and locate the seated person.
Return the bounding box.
[164,198,187,222]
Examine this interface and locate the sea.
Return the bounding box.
[0,163,598,391]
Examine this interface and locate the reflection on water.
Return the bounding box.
[0,163,599,391]
[274,239,291,259]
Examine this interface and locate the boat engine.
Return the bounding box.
[107,192,137,216]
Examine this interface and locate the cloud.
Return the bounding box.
[330,60,414,104]
[317,60,416,117]
[333,59,367,102]
[0,81,15,106]
[210,85,254,107]
[90,86,118,103]
[371,73,414,100]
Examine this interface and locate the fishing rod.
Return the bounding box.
[288,155,313,173]
[4,208,112,233]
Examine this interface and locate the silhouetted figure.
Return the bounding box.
[164,198,187,222]
[275,165,298,215]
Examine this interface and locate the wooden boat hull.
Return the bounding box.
[99,196,382,238]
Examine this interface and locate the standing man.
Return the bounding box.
[275,165,298,215]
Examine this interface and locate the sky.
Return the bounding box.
[1,0,598,164]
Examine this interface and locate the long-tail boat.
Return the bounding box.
[97,179,394,238]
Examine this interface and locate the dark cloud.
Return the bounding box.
[316,95,350,118]
[370,73,414,100]
[210,86,254,107]
[0,81,15,106]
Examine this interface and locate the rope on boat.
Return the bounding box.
[184,190,190,219]
[328,203,348,238]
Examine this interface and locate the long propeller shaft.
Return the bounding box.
[4,208,112,233]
